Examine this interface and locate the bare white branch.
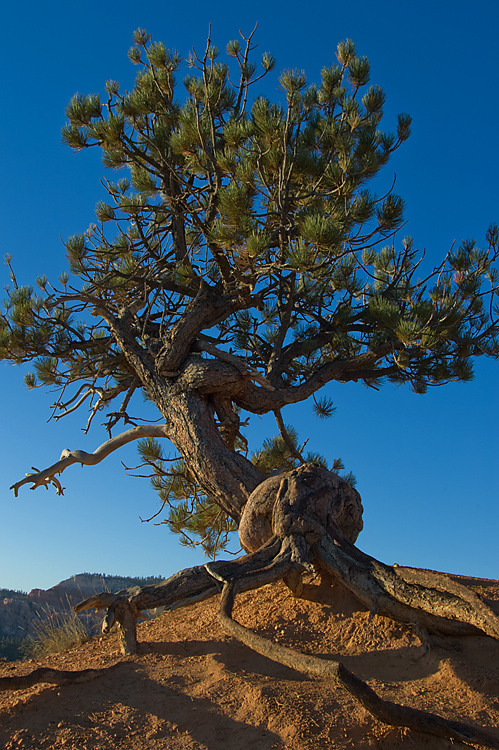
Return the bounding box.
[10,425,169,497]
[54,388,94,420]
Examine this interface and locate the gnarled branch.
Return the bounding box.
[10,424,169,496]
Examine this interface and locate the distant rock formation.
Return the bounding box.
[0,573,164,640]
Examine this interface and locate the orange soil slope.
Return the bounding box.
[1,574,499,750]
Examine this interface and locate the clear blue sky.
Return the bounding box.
[1,0,497,593]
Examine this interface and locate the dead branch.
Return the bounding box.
[10,424,169,496]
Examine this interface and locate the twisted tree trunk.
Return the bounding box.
[164,389,265,519]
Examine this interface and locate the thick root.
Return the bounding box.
[0,666,118,692]
[74,536,294,655]
[316,532,499,639]
[62,460,499,746]
[218,579,499,749]
[240,465,499,641]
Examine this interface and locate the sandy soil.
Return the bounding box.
[1,573,499,749]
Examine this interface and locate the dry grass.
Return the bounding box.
[22,608,91,659]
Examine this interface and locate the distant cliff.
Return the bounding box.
[0,573,165,641]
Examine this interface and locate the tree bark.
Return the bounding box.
[161,387,265,519]
[239,463,364,551]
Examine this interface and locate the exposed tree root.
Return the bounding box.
[75,535,296,654]
[60,465,499,744]
[316,532,499,639]
[72,467,499,661]
[0,665,118,692]
[218,579,499,750]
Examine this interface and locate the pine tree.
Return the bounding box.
[2,29,499,744]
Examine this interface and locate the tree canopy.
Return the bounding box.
[2,28,498,553]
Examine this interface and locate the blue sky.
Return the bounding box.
[0,0,498,593]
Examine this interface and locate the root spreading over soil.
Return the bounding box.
[1,574,498,749]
